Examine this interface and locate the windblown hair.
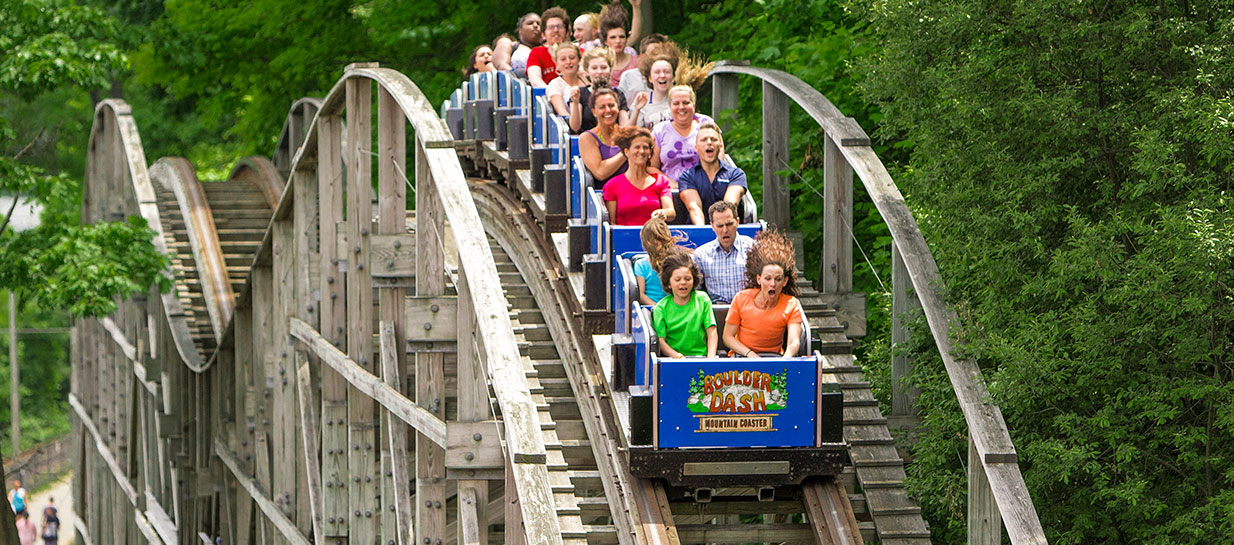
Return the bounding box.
[463,45,490,77]
[743,229,799,296]
[640,217,685,270]
[637,41,682,81]
[674,49,715,90]
[576,13,600,34]
[611,125,653,151]
[598,0,629,37]
[638,33,669,54]
[658,251,701,293]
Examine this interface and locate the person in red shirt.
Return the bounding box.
[602,126,675,225]
[527,6,570,87]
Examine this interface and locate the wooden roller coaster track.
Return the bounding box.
[69,61,1047,545]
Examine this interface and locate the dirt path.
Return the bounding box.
[26,471,73,545]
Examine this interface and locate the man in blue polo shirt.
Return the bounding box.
[677,122,748,225]
[693,201,755,304]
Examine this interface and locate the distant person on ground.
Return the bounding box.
[678,123,747,225]
[652,85,714,183]
[9,479,27,515]
[547,43,584,116]
[653,252,717,358]
[634,217,682,304]
[617,34,669,104]
[578,88,629,186]
[40,502,58,545]
[603,126,675,225]
[597,0,643,88]
[492,12,542,76]
[526,6,570,87]
[570,48,630,134]
[723,230,804,357]
[464,44,495,77]
[16,511,36,545]
[692,201,754,303]
[574,13,600,50]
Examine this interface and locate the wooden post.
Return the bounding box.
[414,138,448,545]
[890,242,922,426]
[317,111,348,542]
[820,133,853,293]
[761,81,790,230]
[376,86,411,545]
[968,439,1002,545]
[9,291,17,459]
[712,73,738,132]
[456,268,489,545]
[345,77,380,544]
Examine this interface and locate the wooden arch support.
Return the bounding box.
[149,157,236,341]
[708,62,1048,545]
[227,156,285,209]
[86,100,208,372]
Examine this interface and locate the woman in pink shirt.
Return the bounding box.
[602,126,675,226]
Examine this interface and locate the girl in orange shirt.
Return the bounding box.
[722,231,804,357]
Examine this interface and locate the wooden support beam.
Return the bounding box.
[711,73,739,131]
[215,438,314,545]
[345,75,380,545]
[290,317,448,446]
[296,355,325,544]
[315,111,348,541]
[414,137,448,545]
[890,242,922,423]
[761,81,790,230]
[455,267,490,545]
[379,322,414,545]
[821,129,854,293]
[968,439,1003,545]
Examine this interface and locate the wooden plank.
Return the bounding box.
[711,73,739,131]
[316,112,348,541]
[345,76,380,545]
[379,322,414,545]
[455,269,490,545]
[273,220,300,524]
[414,138,448,545]
[371,234,416,277]
[215,438,314,545]
[290,317,447,446]
[761,80,790,230]
[821,131,854,293]
[375,83,408,545]
[296,354,325,544]
[68,393,138,503]
[968,439,1002,545]
[890,242,922,419]
[404,296,459,342]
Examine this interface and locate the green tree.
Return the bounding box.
[855,0,1234,543]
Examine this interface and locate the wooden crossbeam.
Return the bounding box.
[289,316,448,447]
[214,438,313,545]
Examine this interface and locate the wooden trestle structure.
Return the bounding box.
[70,62,1048,545]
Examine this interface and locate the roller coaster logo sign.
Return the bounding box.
[687,368,788,433]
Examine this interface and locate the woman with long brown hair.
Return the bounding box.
[722,230,804,357]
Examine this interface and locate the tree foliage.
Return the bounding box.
[855,0,1234,542]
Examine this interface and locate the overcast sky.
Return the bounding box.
[0,196,43,232]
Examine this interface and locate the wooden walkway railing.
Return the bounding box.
[710,60,1048,545]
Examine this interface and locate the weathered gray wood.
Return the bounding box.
[69,393,138,502]
[969,439,1002,545]
[370,234,416,278]
[711,73,739,132]
[316,111,348,541]
[290,317,448,446]
[215,438,313,545]
[345,77,380,545]
[455,269,490,545]
[891,242,922,420]
[761,81,791,230]
[296,355,325,545]
[415,139,449,545]
[379,322,414,545]
[404,296,459,342]
[821,132,853,293]
[273,220,300,524]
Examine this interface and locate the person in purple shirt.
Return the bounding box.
[677,122,747,225]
